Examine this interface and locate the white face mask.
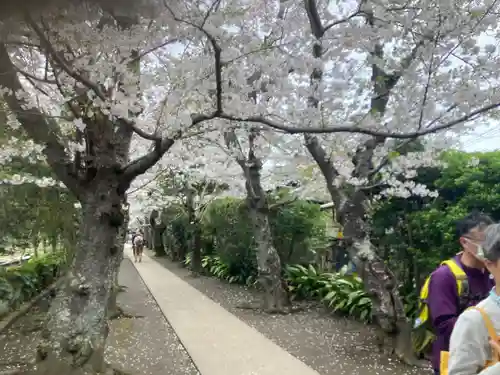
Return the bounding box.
[465,238,486,260]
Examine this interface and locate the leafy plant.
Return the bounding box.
[285,264,372,322]
[185,253,257,286]
[0,253,63,317]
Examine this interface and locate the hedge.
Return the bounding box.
[0,252,64,318]
[159,197,330,279]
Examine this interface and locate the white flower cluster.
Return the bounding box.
[0,174,63,187]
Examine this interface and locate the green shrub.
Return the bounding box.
[185,253,257,286]
[270,200,329,264]
[199,197,328,279]
[0,252,63,317]
[201,198,257,278]
[161,204,190,258]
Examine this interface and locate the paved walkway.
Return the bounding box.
[124,245,321,375]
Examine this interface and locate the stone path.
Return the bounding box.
[125,245,321,375]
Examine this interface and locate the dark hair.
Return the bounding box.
[456,211,494,238]
[483,224,500,262]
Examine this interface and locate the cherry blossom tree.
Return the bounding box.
[0,3,226,373]
[1,0,500,373]
[153,0,500,364]
[216,0,500,364]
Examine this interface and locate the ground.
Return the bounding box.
[0,252,431,375]
[0,259,199,375]
[151,251,430,375]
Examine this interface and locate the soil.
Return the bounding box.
[0,259,199,375]
[150,252,433,375]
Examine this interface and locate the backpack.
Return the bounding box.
[133,235,144,247]
[412,259,470,355]
[440,306,499,375]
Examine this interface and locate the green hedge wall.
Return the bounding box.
[159,197,329,278]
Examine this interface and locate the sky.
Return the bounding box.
[461,124,500,152]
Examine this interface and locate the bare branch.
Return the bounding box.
[133,38,180,62]
[25,13,107,101]
[119,112,219,190]
[223,126,246,168]
[0,42,82,197]
[15,67,56,84]
[163,0,223,113]
[219,102,500,138]
[305,0,363,38]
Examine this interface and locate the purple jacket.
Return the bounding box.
[427,255,493,370]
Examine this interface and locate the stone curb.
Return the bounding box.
[0,278,64,335]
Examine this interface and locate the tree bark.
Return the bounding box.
[300,0,427,365]
[185,187,202,275]
[306,136,423,365]
[190,222,202,275]
[35,180,125,375]
[150,210,166,257]
[224,129,290,313]
[107,204,129,320]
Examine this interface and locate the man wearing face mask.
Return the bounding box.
[427,212,494,375]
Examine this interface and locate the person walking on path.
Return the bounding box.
[132,230,145,263]
[447,223,500,375]
[427,212,494,375]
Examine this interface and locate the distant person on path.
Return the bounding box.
[131,230,138,247]
[416,212,494,375]
[447,223,500,375]
[132,230,144,263]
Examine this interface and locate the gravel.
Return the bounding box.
[0,258,199,375]
[151,252,432,375]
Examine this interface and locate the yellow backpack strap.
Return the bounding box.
[441,259,467,295]
[467,307,498,340]
[467,306,500,362]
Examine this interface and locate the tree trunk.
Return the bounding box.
[190,222,202,275]
[150,211,166,257]
[34,182,125,375]
[306,136,423,366]
[223,128,290,312]
[107,204,129,320]
[249,203,290,313]
[33,237,40,258]
[244,136,289,312]
[185,188,202,275]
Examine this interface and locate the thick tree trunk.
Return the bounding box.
[150,211,166,257]
[34,182,125,375]
[185,189,202,275]
[107,205,129,320]
[223,128,290,313]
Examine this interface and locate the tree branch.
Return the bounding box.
[0,43,82,198]
[218,103,500,138]
[119,1,226,191]
[119,112,219,191]
[163,0,223,113]
[25,13,107,101]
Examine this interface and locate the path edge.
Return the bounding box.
[123,253,203,375]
